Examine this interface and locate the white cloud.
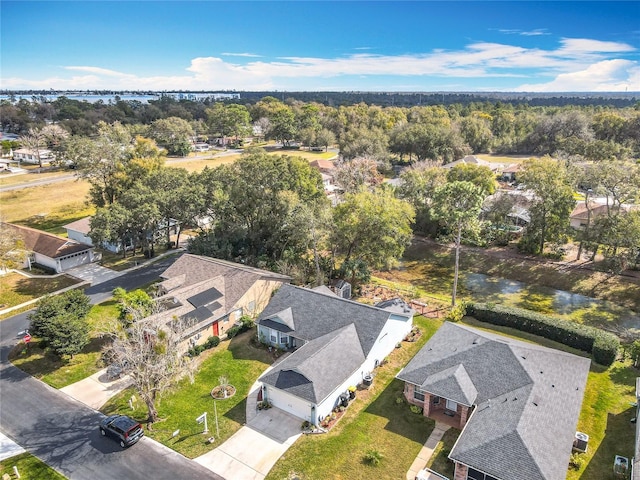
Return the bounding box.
[220,52,262,57]
[1,37,637,91]
[498,28,549,36]
[516,59,640,91]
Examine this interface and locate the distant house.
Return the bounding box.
[309,159,335,174]
[146,254,291,346]
[396,322,590,480]
[63,217,128,253]
[256,284,414,425]
[501,163,522,182]
[569,202,637,230]
[442,155,502,173]
[12,148,54,165]
[2,223,95,273]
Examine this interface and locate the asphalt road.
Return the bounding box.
[0,256,224,480]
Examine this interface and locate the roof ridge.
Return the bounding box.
[282,283,396,314]
[296,324,358,368]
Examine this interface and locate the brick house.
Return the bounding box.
[397,322,590,480]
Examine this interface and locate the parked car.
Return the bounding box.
[99,415,144,448]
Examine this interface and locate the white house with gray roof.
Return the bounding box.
[396,322,590,480]
[257,284,414,425]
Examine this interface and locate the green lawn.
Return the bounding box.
[0,452,66,480]
[9,301,119,388]
[425,428,459,478]
[100,329,275,459]
[266,316,443,480]
[0,273,82,312]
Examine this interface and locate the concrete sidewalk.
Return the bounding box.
[60,368,132,410]
[406,423,451,480]
[0,430,25,461]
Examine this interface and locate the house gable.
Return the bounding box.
[260,324,365,404]
[398,322,590,480]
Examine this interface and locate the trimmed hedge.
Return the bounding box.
[466,303,619,366]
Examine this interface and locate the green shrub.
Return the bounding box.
[409,405,422,414]
[445,303,467,323]
[466,303,619,366]
[204,336,220,349]
[592,332,620,366]
[569,452,585,470]
[364,449,383,466]
[226,326,241,338]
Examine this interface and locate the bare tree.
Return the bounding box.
[19,128,46,168]
[102,305,192,425]
[0,219,26,272]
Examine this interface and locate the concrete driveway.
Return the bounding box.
[60,368,133,410]
[66,263,123,285]
[195,406,301,480]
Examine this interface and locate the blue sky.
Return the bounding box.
[1,1,639,92]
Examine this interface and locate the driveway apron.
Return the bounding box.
[195,406,301,480]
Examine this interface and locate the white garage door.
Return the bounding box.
[266,387,312,422]
[60,252,91,271]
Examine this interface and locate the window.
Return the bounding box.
[247,301,256,313]
[280,335,289,345]
[467,468,499,480]
[433,396,440,405]
[413,387,425,402]
[233,308,243,321]
[270,330,277,343]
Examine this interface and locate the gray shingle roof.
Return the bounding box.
[257,283,394,356]
[160,254,291,310]
[397,322,590,480]
[421,364,477,406]
[260,324,365,403]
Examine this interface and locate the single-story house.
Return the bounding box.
[569,202,638,230]
[309,159,335,174]
[397,322,590,480]
[146,254,291,347]
[442,155,503,173]
[256,284,414,425]
[12,148,54,165]
[2,223,95,273]
[63,217,130,253]
[501,163,522,182]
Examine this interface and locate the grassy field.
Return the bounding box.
[9,301,119,388]
[460,317,636,480]
[0,169,72,187]
[0,452,66,480]
[100,329,275,459]
[0,180,93,234]
[266,316,442,480]
[0,273,82,311]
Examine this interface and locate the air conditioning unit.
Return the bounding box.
[573,431,589,453]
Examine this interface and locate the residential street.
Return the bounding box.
[0,256,224,480]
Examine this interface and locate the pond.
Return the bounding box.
[464,272,640,336]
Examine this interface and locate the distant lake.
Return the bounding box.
[0,94,160,103]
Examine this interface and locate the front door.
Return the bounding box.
[212,322,219,336]
[446,399,458,412]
